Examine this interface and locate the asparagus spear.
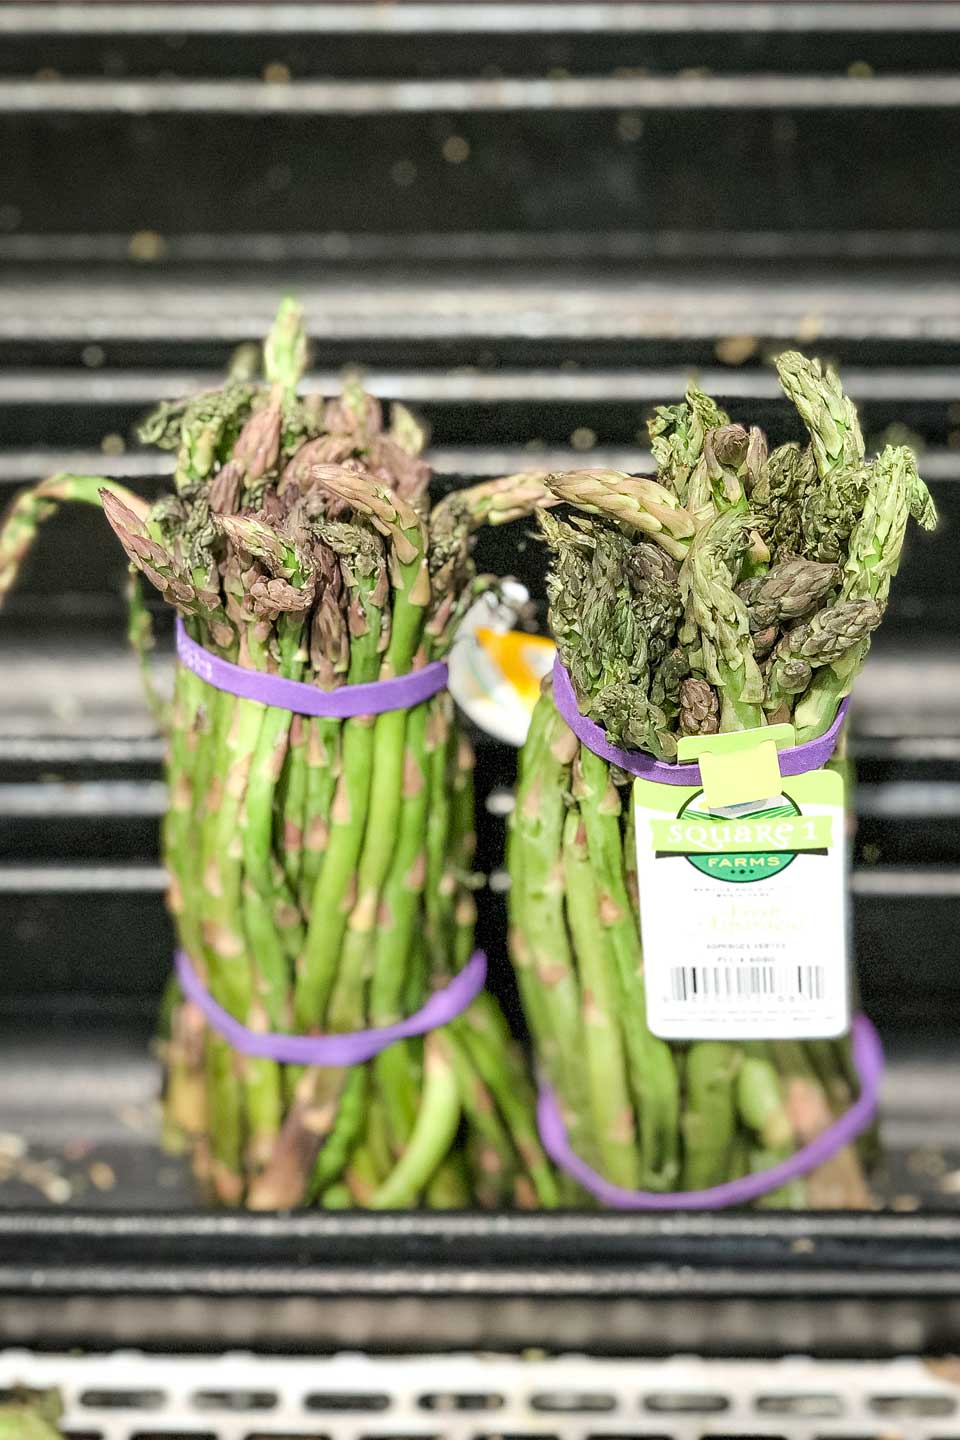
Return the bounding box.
[737,557,839,630]
[681,1042,741,1191]
[777,351,864,486]
[574,745,680,1188]
[507,688,593,1159]
[679,510,765,731]
[679,676,720,736]
[545,468,695,559]
[309,473,430,1035]
[562,800,640,1188]
[647,383,730,503]
[794,445,936,741]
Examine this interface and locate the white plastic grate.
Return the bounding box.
[2,1350,960,1440]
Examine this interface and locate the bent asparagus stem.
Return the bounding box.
[370,1031,462,1208]
[0,473,148,601]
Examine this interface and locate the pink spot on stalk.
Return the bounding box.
[480,1144,503,1175]
[405,851,427,891]
[545,855,565,895]
[536,958,571,988]
[582,988,605,1026]
[509,927,531,967]
[520,775,543,820]
[349,888,378,931]
[611,1107,636,1144]
[331,777,351,825]
[226,751,253,799]
[551,726,579,765]
[166,874,184,915]
[267,734,289,782]
[403,747,425,797]
[201,920,245,959]
[212,1162,244,1206]
[171,773,192,812]
[786,1078,834,1142]
[598,891,623,925]
[303,1101,337,1136]
[514,1175,537,1209]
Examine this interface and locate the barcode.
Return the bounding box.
[669,963,825,1004]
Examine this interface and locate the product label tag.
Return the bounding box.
[633,765,849,1040]
[447,582,555,747]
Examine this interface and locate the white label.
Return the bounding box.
[634,769,849,1040]
[447,582,555,747]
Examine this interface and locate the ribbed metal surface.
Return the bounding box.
[3,283,960,343]
[5,1351,960,1440]
[4,4,960,35]
[10,74,960,113]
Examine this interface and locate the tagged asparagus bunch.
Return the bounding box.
[0,299,560,1212]
[509,352,936,1207]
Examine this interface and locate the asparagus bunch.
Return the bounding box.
[509,353,936,1206]
[0,300,559,1212]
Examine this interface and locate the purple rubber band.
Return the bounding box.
[552,658,850,784]
[176,617,448,718]
[537,1013,884,1210]
[175,947,487,1065]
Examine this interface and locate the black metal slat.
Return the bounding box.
[4,110,960,238]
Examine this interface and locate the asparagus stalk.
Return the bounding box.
[562,800,640,1188]
[507,689,592,1152]
[574,744,680,1189]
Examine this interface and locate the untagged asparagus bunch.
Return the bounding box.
[509,353,936,1206]
[0,299,559,1212]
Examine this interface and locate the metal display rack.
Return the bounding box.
[1,1,959,1400]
